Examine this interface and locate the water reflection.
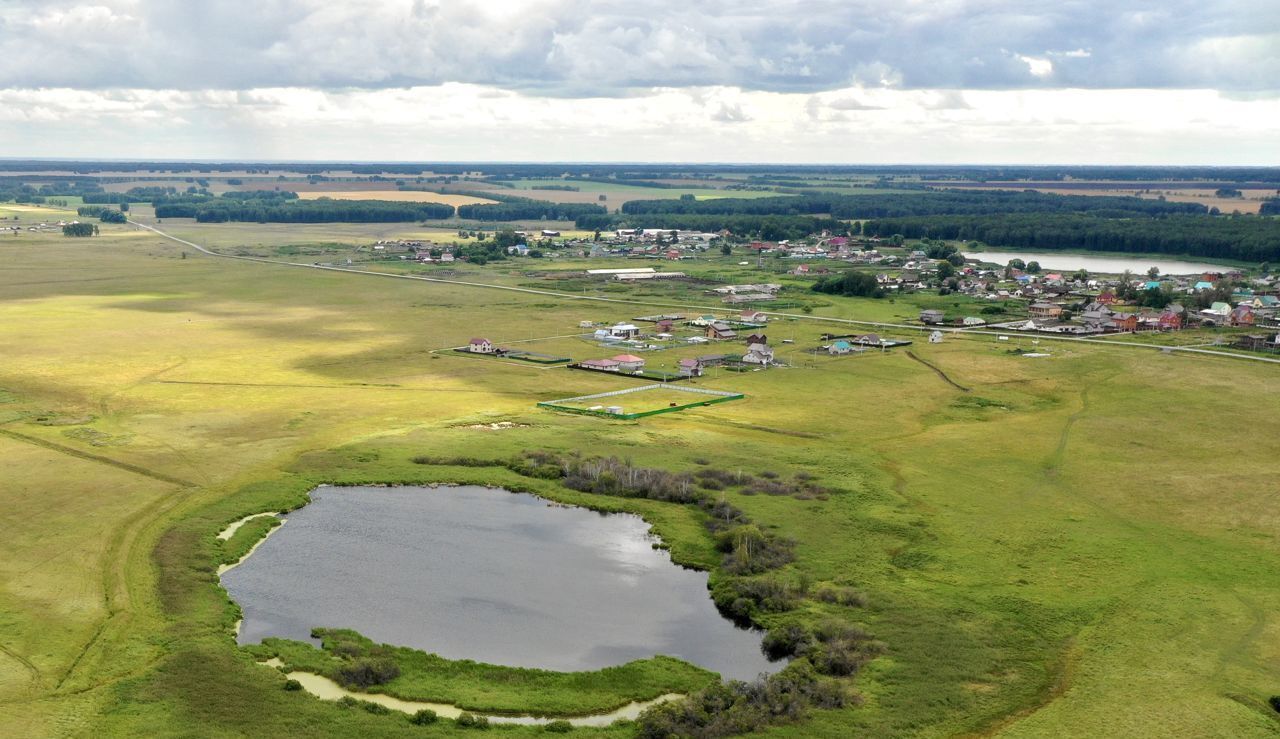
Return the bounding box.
[223,485,778,680]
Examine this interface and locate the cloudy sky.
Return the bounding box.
[1,0,1277,163]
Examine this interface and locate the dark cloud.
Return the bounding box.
[0,0,1275,94]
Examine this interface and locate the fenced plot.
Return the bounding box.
[538,384,745,420]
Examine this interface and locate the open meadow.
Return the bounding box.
[0,215,1278,737]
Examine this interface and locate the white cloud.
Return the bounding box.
[0,1,1276,94]
[1019,55,1055,79]
[1,84,1276,164]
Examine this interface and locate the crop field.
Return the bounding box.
[1,215,1279,737]
[461,179,792,212]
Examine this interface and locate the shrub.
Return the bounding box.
[636,661,849,738]
[282,679,302,691]
[334,657,400,688]
[762,623,814,659]
[337,696,360,709]
[544,719,572,732]
[1270,695,1280,713]
[812,585,868,608]
[712,577,800,622]
[361,701,392,715]
[456,712,490,729]
[809,621,885,677]
[410,709,439,725]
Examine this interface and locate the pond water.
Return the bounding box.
[963,251,1229,275]
[222,485,778,681]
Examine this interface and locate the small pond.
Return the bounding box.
[222,485,779,681]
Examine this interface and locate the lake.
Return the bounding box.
[222,485,778,681]
[963,251,1229,275]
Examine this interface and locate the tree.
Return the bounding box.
[946,252,965,267]
[119,202,129,212]
[937,261,956,280]
[1073,269,1089,282]
[889,234,905,246]
[720,243,732,256]
[1025,261,1041,273]
[1007,258,1026,270]
[1147,266,1160,278]
[62,223,96,237]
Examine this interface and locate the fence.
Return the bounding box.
[537,384,745,420]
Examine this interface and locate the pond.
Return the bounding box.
[222,485,779,681]
[963,250,1229,275]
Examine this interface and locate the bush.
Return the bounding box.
[809,621,885,677]
[456,712,490,729]
[1270,695,1280,713]
[544,719,572,732]
[636,661,849,738]
[361,701,392,715]
[712,577,800,622]
[410,709,439,725]
[282,679,302,691]
[334,657,400,688]
[812,585,868,608]
[762,623,814,659]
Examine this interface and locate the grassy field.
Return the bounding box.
[466,178,790,212]
[1,217,1278,737]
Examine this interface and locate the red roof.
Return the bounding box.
[469,338,490,344]
[611,354,645,362]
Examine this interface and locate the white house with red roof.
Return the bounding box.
[610,354,646,372]
[467,338,495,354]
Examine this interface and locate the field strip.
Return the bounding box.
[0,428,192,487]
[132,220,1280,366]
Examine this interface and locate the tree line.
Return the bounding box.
[862,213,1280,262]
[455,193,605,222]
[576,212,844,240]
[620,189,1207,219]
[154,195,454,223]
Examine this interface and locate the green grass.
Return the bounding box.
[249,630,716,716]
[1,217,1278,737]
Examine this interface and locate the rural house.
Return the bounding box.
[608,323,640,339]
[467,338,495,354]
[706,322,737,340]
[678,358,703,377]
[742,343,775,366]
[580,358,621,371]
[1028,303,1063,320]
[611,354,646,372]
[920,309,946,324]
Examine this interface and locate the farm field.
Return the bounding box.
[0,216,1279,738]
[938,184,1277,214]
[468,178,792,212]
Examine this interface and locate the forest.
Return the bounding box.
[861,213,1280,262]
[576,212,845,240]
[455,193,606,222]
[153,194,455,223]
[619,190,1208,219]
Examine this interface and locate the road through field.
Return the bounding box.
[131,220,1280,366]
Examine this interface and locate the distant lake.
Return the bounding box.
[222,485,778,681]
[963,251,1228,275]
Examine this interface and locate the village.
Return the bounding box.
[363,227,1280,356]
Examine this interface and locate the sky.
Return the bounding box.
[0,0,1277,164]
